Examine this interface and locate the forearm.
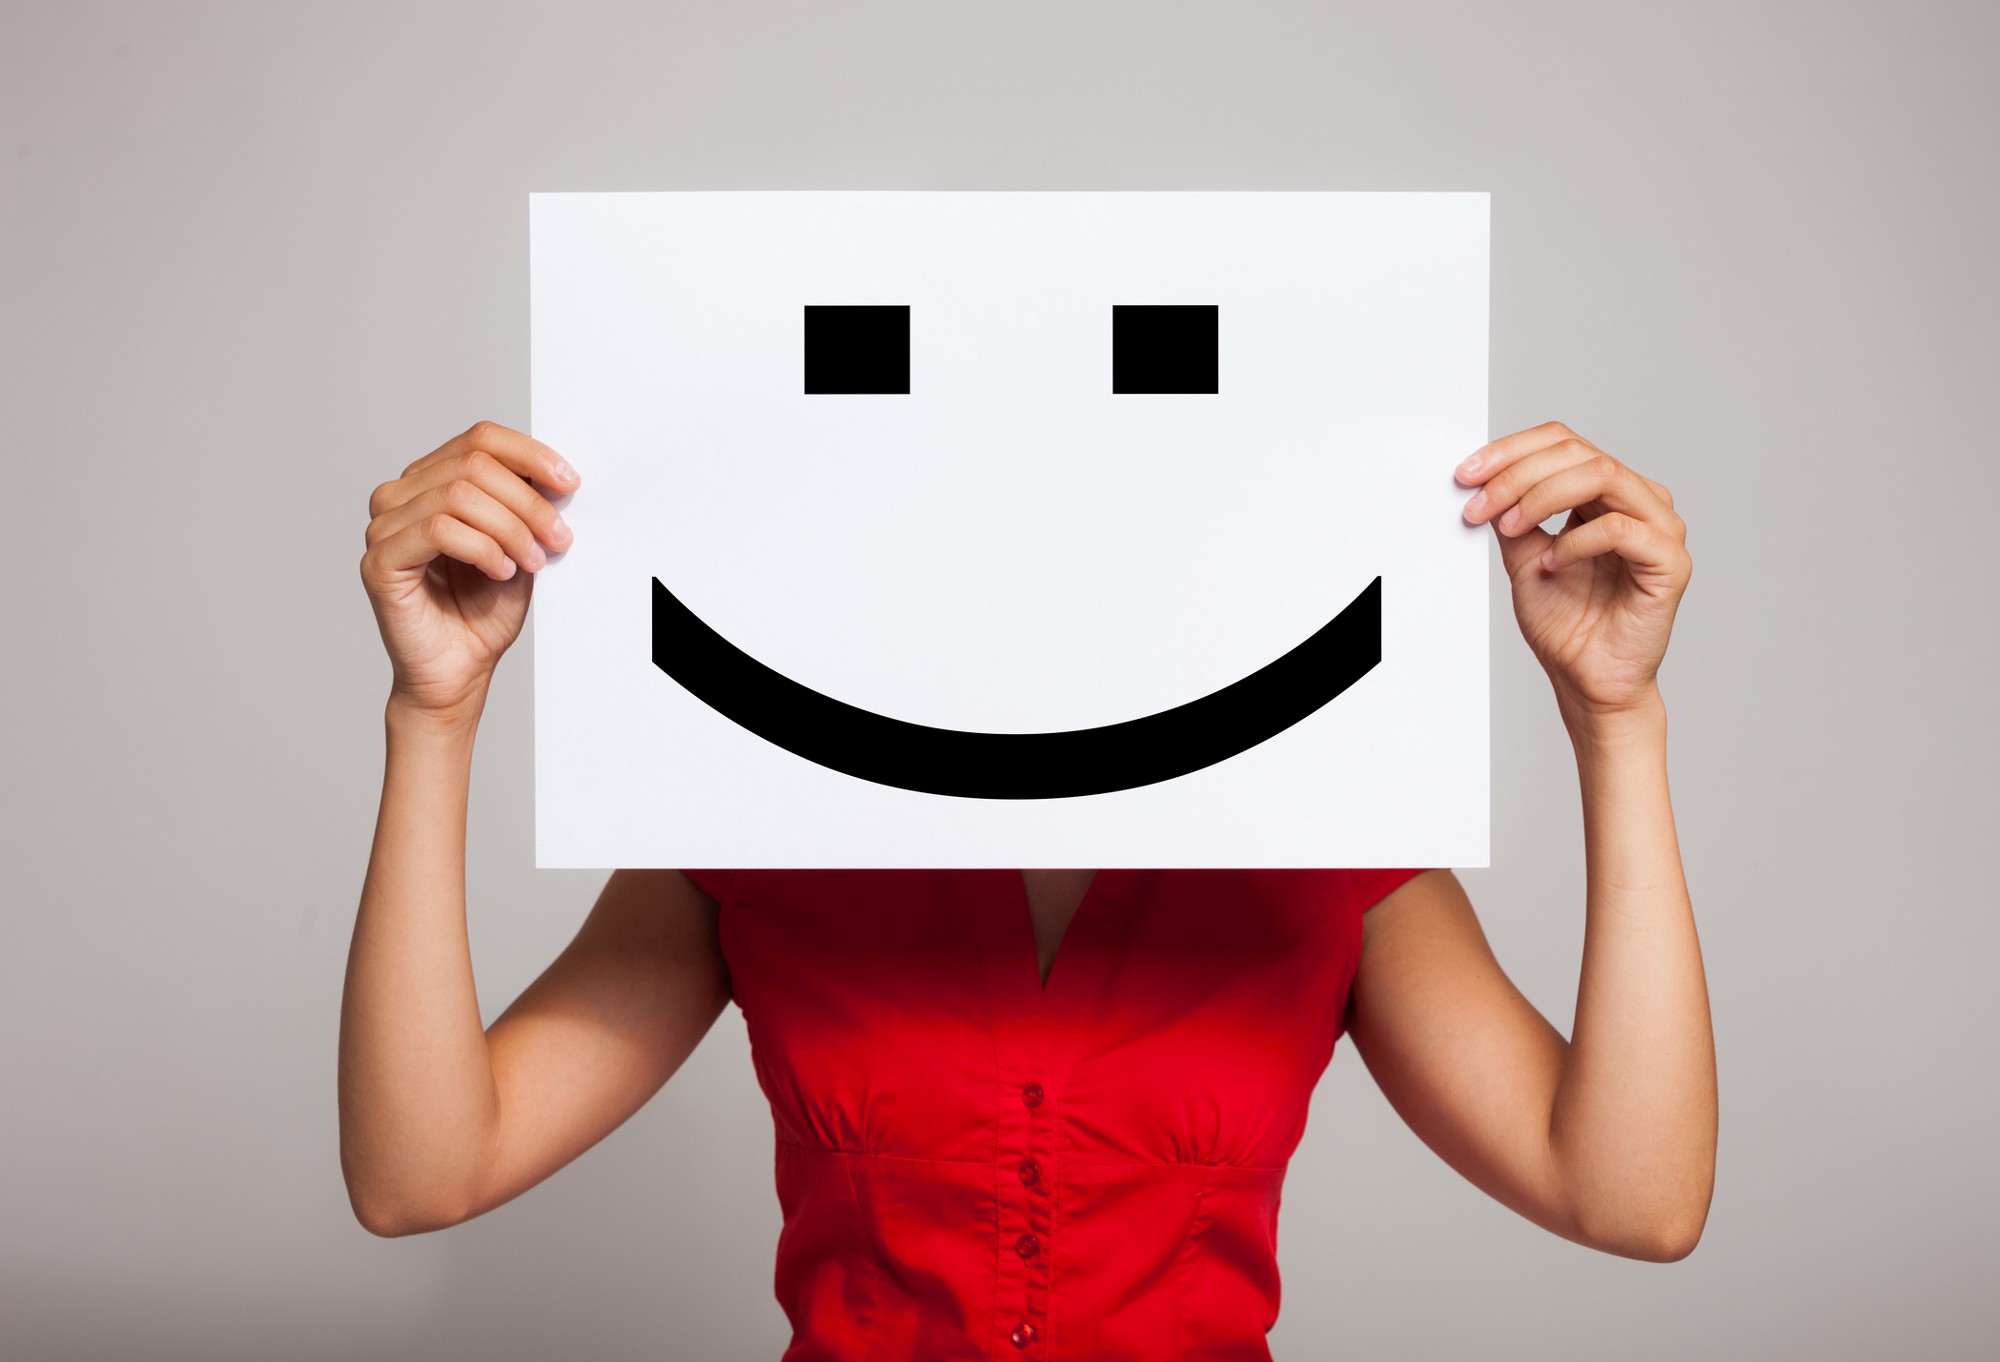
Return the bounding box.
[338,691,501,1234]
[1546,689,1717,1260]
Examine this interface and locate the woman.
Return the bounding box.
[341,419,1713,1359]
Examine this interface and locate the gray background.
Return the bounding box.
[2,1,1993,1357]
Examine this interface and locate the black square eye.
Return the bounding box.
[1112,305,1218,394]
[804,305,910,394]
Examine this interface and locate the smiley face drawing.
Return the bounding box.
[530,191,1489,867]
[651,298,1383,799]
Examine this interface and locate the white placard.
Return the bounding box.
[530,191,1487,868]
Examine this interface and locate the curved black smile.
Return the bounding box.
[650,575,1383,800]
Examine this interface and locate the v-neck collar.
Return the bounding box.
[1018,869,1099,993]
[966,868,1144,1023]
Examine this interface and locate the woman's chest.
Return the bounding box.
[717,869,1363,1167]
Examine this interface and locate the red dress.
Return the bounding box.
[683,867,1427,1362]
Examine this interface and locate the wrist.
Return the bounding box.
[385,687,488,742]
[1556,685,1667,752]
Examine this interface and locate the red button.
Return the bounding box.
[1016,1232,1039,1259]
[1011,1321,1038,1348]
[1017,1157,1040,1187]
[1021,1082,1044,1109]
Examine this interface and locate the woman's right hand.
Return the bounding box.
[359,420,580,721]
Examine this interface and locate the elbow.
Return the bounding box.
[1577,1197,1711,1263]
[350,1193,430,1239]
[350,1197,415,1239]
[346,1182,469,1238]
[341,1147,473,1239]
[1561,1134,1716,1264]
[1615,1208,1708,1263]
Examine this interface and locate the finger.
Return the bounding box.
[1455,420,1585,486]
[1539,511,1691,583]
[368,473,552,572]
[1492,517,1557,581]
[366,511,519,583]
[395,420,579,500]
[1461,437,1598,527]
[1496,453,1674,538]
[369,449,572,559]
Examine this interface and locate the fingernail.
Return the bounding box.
[1463,489,1487,519]
[1457,452,1483,477]
[554,460,577,484]
[551,514,570,543]
[526,542,547,570]
[1500,506,1521,532]
[1540,546,1558,570]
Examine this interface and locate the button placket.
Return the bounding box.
[973,872,1055,1357]
[971,870,1143,1359]
[1017,1080,1049,1320]
[1014,1079,1050,1353]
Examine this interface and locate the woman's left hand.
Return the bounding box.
[1456,422,1692,723]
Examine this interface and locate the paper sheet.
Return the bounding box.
[530,191,1488,868]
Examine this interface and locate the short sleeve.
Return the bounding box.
[1352,867,1430,911]
[682,869,735,905]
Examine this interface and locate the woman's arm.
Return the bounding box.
[1552,695,1711,1256]
[341,421,731,1236]
[341,703,731,1236]
[1346,422,1715,1262]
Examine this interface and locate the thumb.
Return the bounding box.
[1493,514,1558,579]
